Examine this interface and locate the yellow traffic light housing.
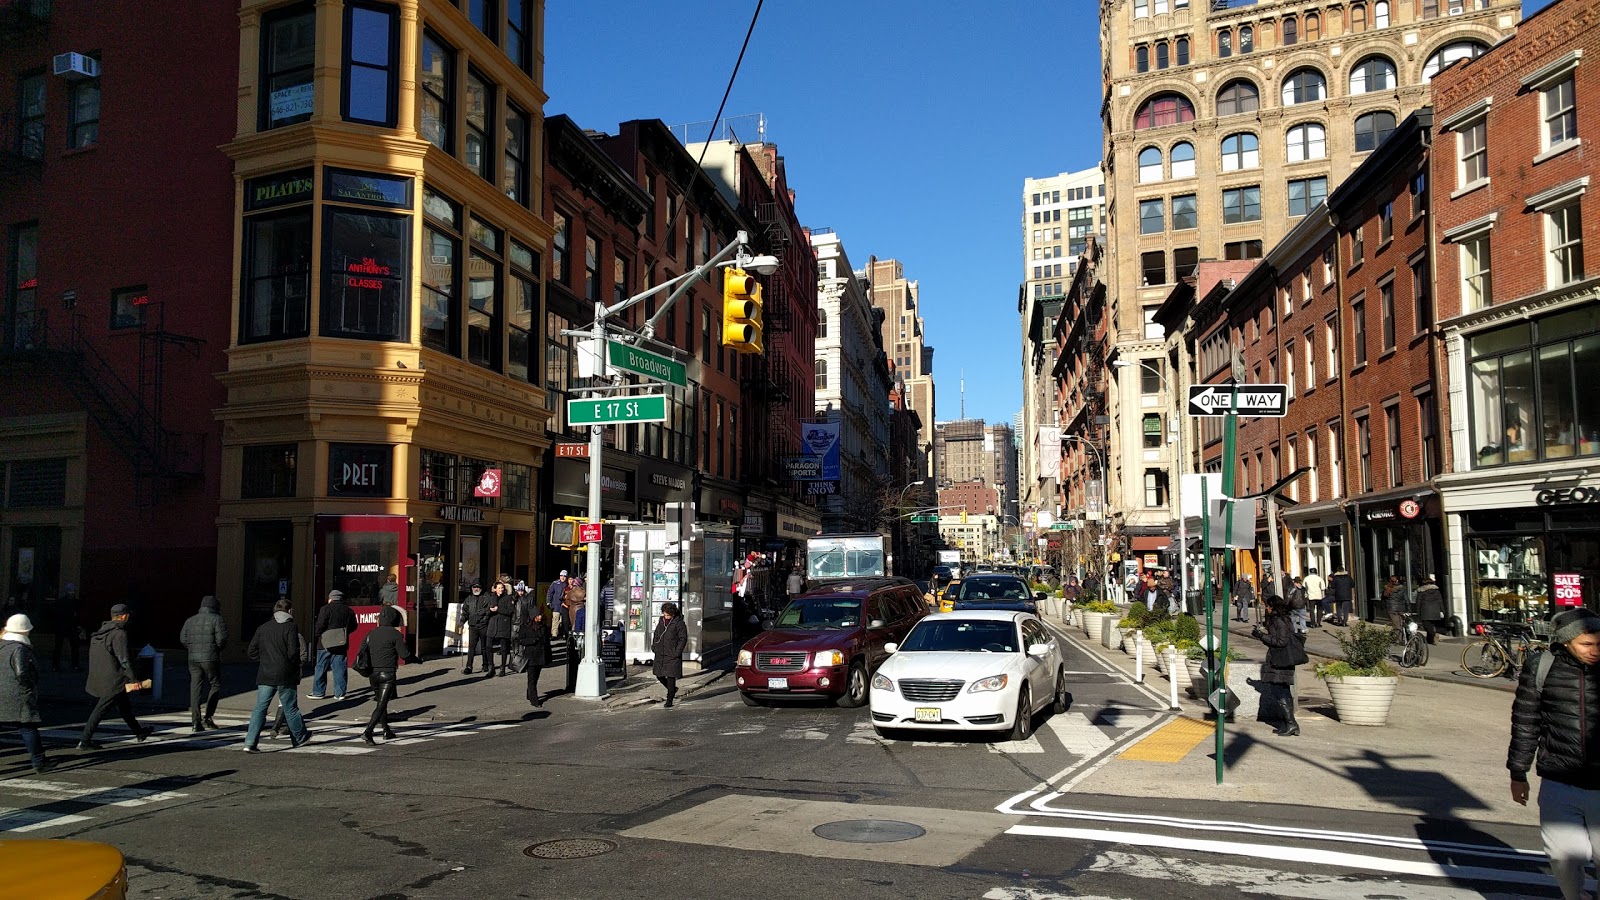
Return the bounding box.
[722,267,764,355]
[549,516,586,549]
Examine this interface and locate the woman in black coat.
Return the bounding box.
[0,615,52,773]
[485,583,515,677]
[652,603,688,709]
[1252,594,1302,736]
[359,606,416,744]
[516,592,552,708]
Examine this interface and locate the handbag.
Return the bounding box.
[320,626,349,649]
[1269,633,1309,668]
[353,637,374,677]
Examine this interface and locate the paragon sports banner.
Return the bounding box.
[800,421,841,481]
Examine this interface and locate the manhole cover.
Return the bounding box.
[523,839,617,860]
[812,819,926,844]
[595,738,693,751]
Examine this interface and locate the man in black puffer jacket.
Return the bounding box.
[1509,608,1600,900]
[243,599,310,752]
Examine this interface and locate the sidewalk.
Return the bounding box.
[1222,614,1517,693]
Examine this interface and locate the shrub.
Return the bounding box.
[1315,621,1398,678]
[1083,600,1118,614]
[1118,605,1164,630]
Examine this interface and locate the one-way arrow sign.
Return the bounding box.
[1187,384,1289,418]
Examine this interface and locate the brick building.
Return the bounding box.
[1431,0,1600,628]
[938,482,1001,519]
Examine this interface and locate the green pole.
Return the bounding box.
[1201,476,1213,736]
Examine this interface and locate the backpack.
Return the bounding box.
[1289,586,1308,610]
[1535,649,1556,694]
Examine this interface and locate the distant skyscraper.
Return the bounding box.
[866,258,936,482]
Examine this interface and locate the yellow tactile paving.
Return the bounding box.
[1117,716,1214,763]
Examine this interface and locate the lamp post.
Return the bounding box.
[1114,357,1189,613]
[1059,434,1109,601]
[890,479,927,576]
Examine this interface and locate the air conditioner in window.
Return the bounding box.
[1448,3,1464,13]
[52,52,99,81]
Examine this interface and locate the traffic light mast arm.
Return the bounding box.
[641,232,747,338]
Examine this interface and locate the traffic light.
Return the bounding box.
[549,516,586,549]
[722,267,764,355]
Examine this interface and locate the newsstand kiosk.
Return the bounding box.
[613,519,735,672]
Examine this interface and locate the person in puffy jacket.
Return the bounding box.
[1509,608,1600,900]
[179,595,227,732]
[359,606,417,744]
[243,599,310,752]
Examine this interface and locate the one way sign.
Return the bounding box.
[1187,384,1289,417]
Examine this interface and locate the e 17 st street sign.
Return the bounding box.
[567,394,668,426]
[1187,384,1289,418]
[607,341,687,387]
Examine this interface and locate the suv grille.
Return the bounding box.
[755,652,808,673]
[899,678,964,702]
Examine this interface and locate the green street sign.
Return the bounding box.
[567,394,668,426]
[1051,523,1073,531]
[608,341,687,387]
[909,515,938,523]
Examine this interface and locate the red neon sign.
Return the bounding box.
[18,278,37,290]
[345,257,391,290]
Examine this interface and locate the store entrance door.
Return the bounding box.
[314,515,408,662]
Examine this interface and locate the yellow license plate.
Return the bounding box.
[914,708,941,723]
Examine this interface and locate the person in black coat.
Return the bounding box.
[517,591,553,707]
[359,606,417,743]
[179,595,228,732]
[1509,609,1600,900]
[652,603,688,709]
[1,615,54,773]
[1252,594,1301,737]
[462,583,491,676]
[310,589,357,700]
[485,581,514,677]
[243,599,309,752]
[1329,569,1355,627]
[79,604,152,750]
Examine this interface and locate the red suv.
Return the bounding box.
[735,577,927,707]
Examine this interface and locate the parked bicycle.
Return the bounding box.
[1394,613,1429,668]
[1461,621,1545,678]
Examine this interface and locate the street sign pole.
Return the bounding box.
[1215,384,1239,786]
[576,300,607,701]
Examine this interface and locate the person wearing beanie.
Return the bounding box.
[179,595,228,732]
[356,605,417,744]
[243,599,311,752]
[0,615,54,773]
[310,588,357,701]
[80,603,152,750]
[1510,607,1600,900]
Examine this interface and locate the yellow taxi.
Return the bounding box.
[0,839,127,898]
[937,579,962,613]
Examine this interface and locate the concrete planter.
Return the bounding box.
[1323,674,1398,726]
[1082,611,1110,639]
[1189,661,1263,718]
[1103,624,1122,650]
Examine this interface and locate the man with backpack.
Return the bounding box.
[1286,575,1309,636]
[1509,608,1600,900]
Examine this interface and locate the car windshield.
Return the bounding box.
[957,578,1030,601]
[775,597,862,630]
[899,619,1019,653]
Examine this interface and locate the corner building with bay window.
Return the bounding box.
[217,0,552,647]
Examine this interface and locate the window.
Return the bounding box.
[1323,246,1335,283]
[1285,123,1326,162]
[1282,16,1298,46]
[508,241,538,382]
[1170,142,1195,179]
[1352,298,1367,366]
[505,0,530,70]
[1544,76,1578,149]
[1305,12,1320,41]
[67,73,100,149]
[343,3,397,126]
[16,73,44,161]
[260,3,314,130]
[1223,186,1261,224]
[1141,251,1167,286]
[1134,93,1195,130]
[1457,119,1487,187]
[815,358,828,391]
[1375,1,1390,27]
[1307,430,1320,501]
[1357,415,1372,492]
[701,307,713,363]
[1282,69,1326,106]
[242,444,298,499]
[1385,405,1401,487]
[466,219,502,370]
[1380,201,1394,243]
[1350,57,1396,95]
[1351,226,1365,266]
[1381,281,1395,351]
[1355,111,1397,152]
[1304,329,1316,387]
[419,33,453,152]
[322,206,410,342]
[1239,25,1253,54]
[1424,42,1486,82]
[1141,360,1162,394]
[109,285,148,331]
[1352,2,1368,30]
[551,210,569,283]
[1176,37,1190,66]
[498,103,529,204]
[1135,0,1148,17]
[1156,43,1170,69]
[584,235,599,302]
[1418,393,1438,479]
[1174,246,1199,278]
[1144,414,1164,449]
[1412,258,1431,332]
[422,187,459,356]
[1171,194,1197,230]
[1286,341,1296,393]
[1225,240,1263,260]
[1144,469,1169,507]
[470,0,497,41]
[1218,30,1232,58]
[1287,177,1326,217]
[1462,235,1491,309]
[1136,45,1150,73]
[1324,316,1340,380]
[1139,198,1164,234]
[240,175,313,343]
[1221,133,1259,171]
[544,312,571,428]
[1547,203,1585,287]
[1217,80,1259,116]
[1138,146,1162,182]
[612,254,628,307]
[1328,422,1343,498]
[464,70,493,182]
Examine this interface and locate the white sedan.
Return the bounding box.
[868,610,1068,741]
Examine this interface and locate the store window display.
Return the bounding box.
[1471,535,1548,625]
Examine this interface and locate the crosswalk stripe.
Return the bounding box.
[5,713,527,756]
[1044,712,1115,756]
[0,807,94,833]
[987,736,1044,754]
[2,781,189,807]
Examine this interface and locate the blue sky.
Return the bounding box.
[547,0,1557,431]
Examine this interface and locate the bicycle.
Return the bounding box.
[1394,613,1429,668]
[1461,622,1546,678]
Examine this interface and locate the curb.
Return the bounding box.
[601,668,731,710]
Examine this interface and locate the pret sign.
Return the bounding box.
[1555,573,1585,607]
[1187,384,1289,418]
[327,443,393,497]
[567,394,668,426]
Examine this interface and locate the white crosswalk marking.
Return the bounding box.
[4,781,189,807]
[780,728,830,741]
[0,807,94,833]
[1044,711,1116,756]
[0,774,199,835]
[987,736,1044,754]
[16,713,521,756]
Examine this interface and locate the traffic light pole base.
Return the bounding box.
[574,660,607,700]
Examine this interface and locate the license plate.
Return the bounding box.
[767,677,788,690]
[914,707,941,723]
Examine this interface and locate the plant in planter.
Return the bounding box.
[1316,621,1400,726]
[1080,599,1118,640]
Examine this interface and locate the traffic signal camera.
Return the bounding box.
[722,267,764,355]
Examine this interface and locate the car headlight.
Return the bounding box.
[737,649,753,667]
[969,674,1009,693]
[814,650,845,667]
[871,672,894,692]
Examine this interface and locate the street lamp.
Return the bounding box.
[1059,433,1110,601]
[1113,357,1190,611]
[890,479,927,577]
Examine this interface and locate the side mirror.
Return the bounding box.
[869,619,886,629]
[760,618,775,631]
[884,642,898,654]
[1034,592,1047,602]
[1027,642,1051,657]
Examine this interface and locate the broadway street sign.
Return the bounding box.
[607,340,688,387]
[1187,384,1289,418]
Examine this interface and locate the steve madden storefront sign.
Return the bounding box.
[1536,485,1600,506]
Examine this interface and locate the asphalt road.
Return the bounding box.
[0,620,1558,900]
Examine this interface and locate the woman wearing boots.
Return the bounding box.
[359,606,416,744]
[652,602,687,709]
[517,588,552,707]
[1253,594,1304,736]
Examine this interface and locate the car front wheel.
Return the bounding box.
[1052,668,1070,714]
[837,662,868,708]
[1008,685,1033,741]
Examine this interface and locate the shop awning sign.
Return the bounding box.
[1187,384,1288,417]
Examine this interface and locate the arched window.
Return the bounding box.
[1355,111,1397,152]
[1374,1,1390,27]
[1305,13,1320,41]
[1176,37,1190,66]
[1138,146,1163,183]
[1134,93,1196,130]
[1285,123,1327,162]
[1239,25,1253,54]
[1350,56,1396,94]
[1351,3,1367,31]
[1136,45,1149,73]
[1282,68,1326,106]
[817,310,828,339]
[1423,42,1487,81]
[1217,79,1259,116]
[1221,133,1259,171]
[1170,142,1196,178]
[1282,16,1298,46]
[1218,29,1232,58]
[815,359,827,391]
[1156,42,1170,69]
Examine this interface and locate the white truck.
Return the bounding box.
[806,533,888,583]
[936,549,962,567]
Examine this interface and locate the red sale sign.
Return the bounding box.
[1554,573,1584,607]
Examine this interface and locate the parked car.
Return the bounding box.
[735,577,928,707]
[869,610,1067,741]
[951,574,1044,615]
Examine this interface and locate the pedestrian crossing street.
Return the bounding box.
[15,712,521,757]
